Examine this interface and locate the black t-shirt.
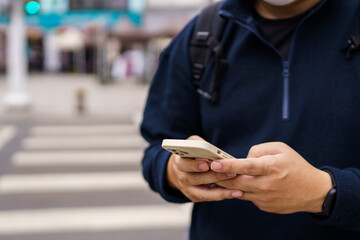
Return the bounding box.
[254,11,308,61]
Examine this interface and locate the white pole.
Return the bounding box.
[3,0,30,109]
[44,30,61,73]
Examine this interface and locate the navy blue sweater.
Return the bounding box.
[141,0,360,239]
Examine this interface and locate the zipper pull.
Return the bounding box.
[282,61,290,121]
[282,62,290,78]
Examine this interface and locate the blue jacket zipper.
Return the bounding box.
[221,14,293,120]
[220,0,327,121]
[282,62,290,120]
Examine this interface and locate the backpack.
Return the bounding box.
[190,2,360,104]
[189,2,228,104]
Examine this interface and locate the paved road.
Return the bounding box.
[0,121,192,240]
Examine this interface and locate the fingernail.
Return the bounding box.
[199,163,208,171]
[231,191,243,198]
[211,162,222,170]
[226,173,236,178]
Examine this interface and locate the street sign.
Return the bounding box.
[25,11,128,29]
[0,0,144,28]
[40,0,69,14]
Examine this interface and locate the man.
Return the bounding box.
[141,0,360,239]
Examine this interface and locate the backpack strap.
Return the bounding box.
[189,2,228,103]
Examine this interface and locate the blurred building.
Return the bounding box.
[0,0,217,82]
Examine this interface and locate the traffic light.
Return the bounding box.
[25,0,41,15]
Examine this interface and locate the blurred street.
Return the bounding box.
[0,0,207,238]
[0,74,192,240]
[0,73,148,122]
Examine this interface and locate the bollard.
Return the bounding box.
[76,87,86,114]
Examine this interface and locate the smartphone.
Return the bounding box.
[161,139,235,161]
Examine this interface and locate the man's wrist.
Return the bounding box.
[315,170,337,217]
[308,170,333,213]
[166,154,179,190]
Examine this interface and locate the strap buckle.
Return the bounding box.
[342,36,360,60]
[196,31,210,42]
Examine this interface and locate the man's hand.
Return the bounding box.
[211,142,332,214]
[166,135,241,202]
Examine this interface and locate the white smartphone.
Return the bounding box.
[162,139,235,161]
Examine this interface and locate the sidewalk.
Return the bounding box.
[0,74,150,124]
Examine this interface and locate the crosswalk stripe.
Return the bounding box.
[1,123,190,239]
[22,135,147,150]
[0,204,193,235]
[13,150,143,167]
[0,171,148,194]
[30,125,139,136]
[0,125,16,150]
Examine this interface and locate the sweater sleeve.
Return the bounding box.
[312,166,360,232]
[140,17,203,203]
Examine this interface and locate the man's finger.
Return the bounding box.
[216,175,259,192]
[210,158,271,175]
[187,135,206,141]
[247,142,287,158]
[189,186,242,202]
[188,171,236,186]
[231,191,257,201]
[174,154,210,172]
